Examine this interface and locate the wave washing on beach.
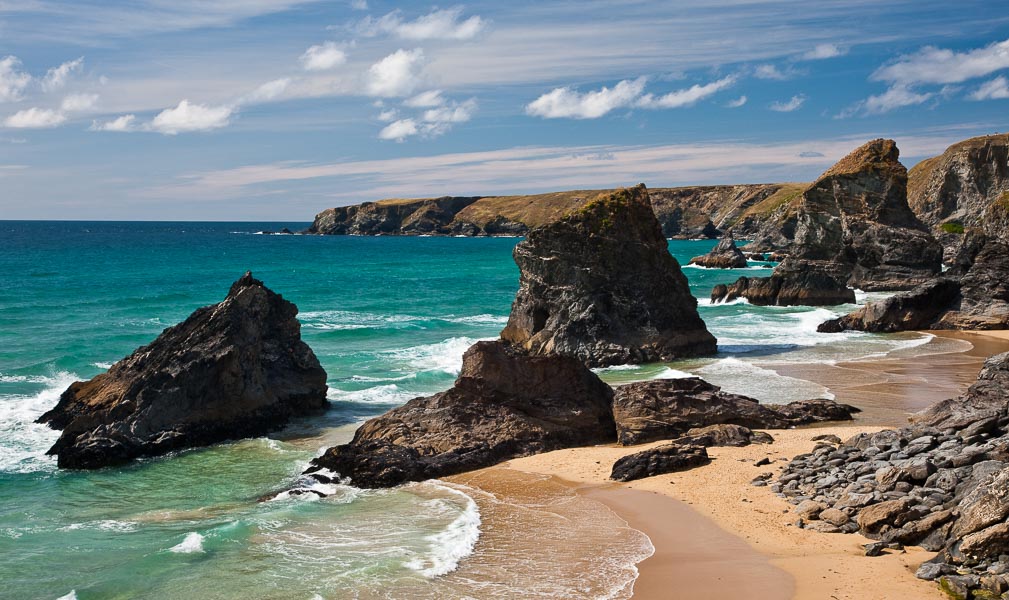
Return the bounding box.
[0,226,972,599]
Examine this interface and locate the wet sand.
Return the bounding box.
[500,331,1009,599]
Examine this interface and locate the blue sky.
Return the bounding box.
[1,1,1008,220]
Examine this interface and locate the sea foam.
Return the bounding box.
[404,483,482,578]
[0,370,78,473]
[169,532,206,553]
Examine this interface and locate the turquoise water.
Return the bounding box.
[0,222,938,599]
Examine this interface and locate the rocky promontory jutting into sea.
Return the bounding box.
[37,272,328,469]
[305,185,858,489]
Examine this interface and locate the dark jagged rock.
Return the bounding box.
[305,341,616,488]
[37,272,328,469]
[688,233,748,269]
[673,423,774,447]
[710,261,855,306]
[818,278,962,333]
[611,378,858,446]
[739,140,942,302]
[907,134,1009,258]
[500,185,717,367]
[775,352,1009,599]
[610,443,710,482]
[820,231,1009,333]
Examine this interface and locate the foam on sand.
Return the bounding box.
[403,483,482,578]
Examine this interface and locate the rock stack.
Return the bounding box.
[501,184,717,367]
[38,272,329,469]
[688,233,748,269]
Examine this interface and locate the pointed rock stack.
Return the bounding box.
[501,184,717,367]
[688,233,748,269]
[38,272,329,469]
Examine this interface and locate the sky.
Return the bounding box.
[0,1,1008,220]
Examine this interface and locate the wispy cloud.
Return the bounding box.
[378,118,418,141]
[769,94,806,112]
[802,44,846,60]
[754,64,802,80]
[90,114,137,132]
[355,7,485,41]
[526,75,735,119]
[0,56,32,102]
[41,57,83,92]
[969,76,1009,100]
[726,95,747,108]
[873,38,1009,86]
[4,107,67,128]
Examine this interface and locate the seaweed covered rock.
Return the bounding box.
[38,272,329,469]
[688,233,748,269]
[611,378,858,446]
[306,341,616,488]
[500,184,717,367]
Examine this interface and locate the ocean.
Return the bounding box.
[0,222,944,599]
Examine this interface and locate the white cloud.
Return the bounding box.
[873,38,1009,86]
[754,64,802,80]
[42,57,83,92]
[60,93,98,112]
[90,114,137,132]
[377,109,398,122]
[150,100,233,134]
[769,94,806,112]
[726,95,747,108]
[404,89,444,107]
[970,76,1009,101]
[526,77,646,119]
[0,56,31,102]
[4,107,67,128]
[366,49,425,97]
[635,76,736,109]
[802,44,846,60]
[241,78,291,104]
[379,118,418,141]
[423,98,476,124]
[299,42,347,71]
[350,0,368,9]
[359,8,485,41]
[863,85,932,114]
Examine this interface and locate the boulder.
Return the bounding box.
[500,185,717,367]
[673,423,774,447]
[688,233,748,268]
[817,278,961,333]
[611,377,858,446]
[711,260,855,306]
[37,272,329,469]
[610,443,710,482]
[305,340,616,488]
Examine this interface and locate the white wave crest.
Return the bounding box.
[169,532,205,553]
[649,367,694,380]
[92,362,113,370]
[404,483,481,578]
[388,336,492,376]
[327,384,416,405]
[0,370,79,473]
[55,591,77,600]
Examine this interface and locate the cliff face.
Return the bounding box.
[500,184,717,367]
[305,184,802,239]
[907,134,1009,253]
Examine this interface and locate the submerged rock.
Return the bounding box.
[500,184,717,367]
[611,378,858,446]
[306,341,616,488]
[38,272,329,469]
[688,233,748,269]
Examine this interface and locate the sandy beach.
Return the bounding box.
[472,331,1009,599]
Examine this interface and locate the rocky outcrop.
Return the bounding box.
[907,134,1009,257]
[610,443,710,482]
[740,140,943,301]
[500,185,717,367]
[649,184,804,239]
[688,234,748,268]
[775,352,1009,599]
[305,341,616,488]
[817,278,962,333]
[611,378,858,446]
[710,261,856,306]
[37,273,329,469]
[819,231,1009,332]
[306,196,481,235]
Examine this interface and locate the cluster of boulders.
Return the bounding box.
[774,352,1009,599]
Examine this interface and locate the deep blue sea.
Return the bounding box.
[0,222,940,600]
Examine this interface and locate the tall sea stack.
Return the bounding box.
[500,184,717,367]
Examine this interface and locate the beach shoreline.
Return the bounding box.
[470,331,1009,599]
